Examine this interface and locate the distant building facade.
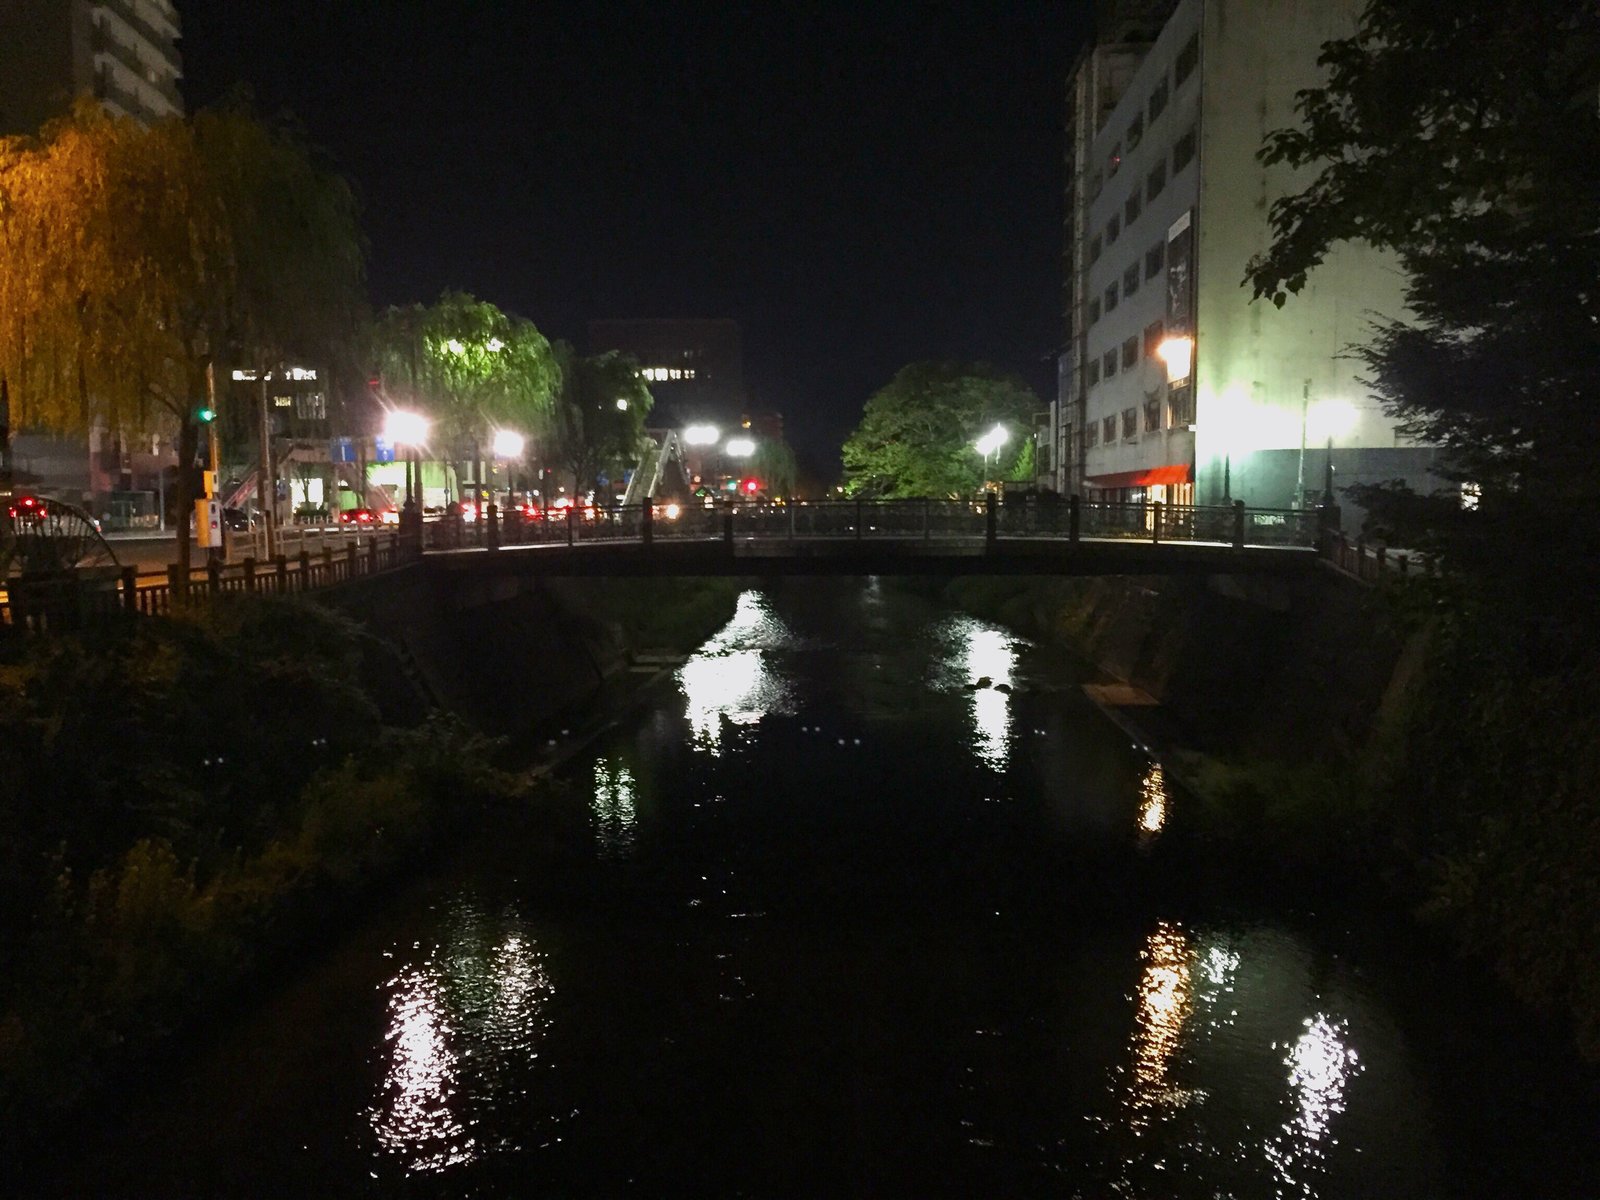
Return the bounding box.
[1049,0,1439,523]
[0,0,183,134]
[587,319,746,431]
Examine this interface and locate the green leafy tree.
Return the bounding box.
[372,292,557,498]
[750,439,800,497]
[0,101,365,572]
[1244,0,1599,597]
[547,344,653,497]
[840,362,1038,497]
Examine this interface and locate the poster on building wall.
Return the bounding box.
[1166,209,1194,334]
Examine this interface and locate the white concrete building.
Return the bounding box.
[1050,0,1438,520]
[0,0,183,134]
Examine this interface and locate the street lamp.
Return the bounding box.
[724,437,755,458]
[492,429,525,501]
[974,424,1010,491]
[683,424,720,446]
[383,409,430,509]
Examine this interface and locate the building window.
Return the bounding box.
[1173,127,1197,173]
[1085,420,1099,449]
[1123,262,1141,299]
[1147,159,1167,203]
[1104,415,1118,444]
[1175,33,1199,87]
[294,391,326,421]
[1122,407,1138,440]
[1089,234,1103,264]
[1121,336,1139,370]
[1104,282,1119,313]
[1087,358,1101,386]
[1103,349,1118,378]
[1145,240,1165,279]
[1127,112,1144,150]
[1107,141,1122,177]
[1169,383,1194,427]
[1088,297,1102,326]
[1149,75,1169,122]
[1125,190,1142,226]
[1107,213,1121,245]
[1143,320,1165,358]
[1145,397,1163,433]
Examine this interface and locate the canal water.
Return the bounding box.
[44,580,1600,1197]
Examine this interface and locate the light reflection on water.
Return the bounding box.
[591,758,638,858]
[677,591,797,754]
[368,909,555,1175]
[950,619,1019,770]
[1138,761,1169,836]
[1265,1014,1364,1197]
[1125,922,1198,1128]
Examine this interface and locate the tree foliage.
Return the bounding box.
[840,362,1038,497]
[371,291,558,460]
[1244,0,1600,593]
[751,438,800,497]
[546,343,653,495]
[0,101,365,566]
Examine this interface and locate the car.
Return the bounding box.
[222,506,253,532]
[339,507,378,525]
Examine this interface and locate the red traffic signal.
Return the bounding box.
[742,478,759,495]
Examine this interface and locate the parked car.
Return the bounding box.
[222,506,253,532]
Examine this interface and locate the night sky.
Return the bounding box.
[182,2,1089,474]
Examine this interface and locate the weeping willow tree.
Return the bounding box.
[0,100,365,573]
[372,292,558,499]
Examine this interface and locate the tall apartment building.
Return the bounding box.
[0,0,183,134]
[1050,0,1438,521]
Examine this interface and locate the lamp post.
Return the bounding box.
[974,424,1010,493]
[492,428,525,502]
[383,409,430,511]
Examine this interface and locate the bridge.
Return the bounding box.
[419,496,1330,578]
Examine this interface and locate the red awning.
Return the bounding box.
[1084,463,1193,489]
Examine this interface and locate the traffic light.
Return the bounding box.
[196,405,217,424]
[742,478,760,495]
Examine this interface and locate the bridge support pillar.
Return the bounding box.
[1231,499,1246,550]
[642,498,653,547]
[1068,494,1080,544]
[985,492,997,552]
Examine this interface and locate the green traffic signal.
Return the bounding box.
[196,406,217,423]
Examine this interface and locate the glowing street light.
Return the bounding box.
[616,397,630,411]
[1156,335,1194,384]
[683,424,720,446]
[445,338,466,356]
[383,410,430,509]
[724,437,755,458]
[974,423,1010,490]
[492,429,525,459]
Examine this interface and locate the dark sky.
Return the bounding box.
[182,1,1088,474]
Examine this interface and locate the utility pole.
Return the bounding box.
[258,367,278,559]
[1295,378,1310,509]
[205,361,223,563]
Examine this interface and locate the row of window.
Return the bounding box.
[640,366,698,382]
[1086,240,1167,327]
[1088,127,1193,266]
[1079,384,1194,450]
[1093,30,1199,192]
[1085,321,1167,387]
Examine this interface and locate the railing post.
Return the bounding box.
[1152,500,1164,545]
[923,498,931,541]
[855,496,864,542]
[723,501,734,547]
[211,557,226,595]
[1355,536,1367,580]
[1068,494,1080,545]
[276,554,289,593]
[485,501,500,551]
[789,501,797,541]
[240,556,255,593]
[641,498,654,547]
[321,545,333,586]
[298,549,312,590]
[1231,500,1245,550]
[167,562,185,601]
[121,565,138,613]
[368,537,379,574]
[985,492,997,552]
[1376,544,1388,580]
[347,543,358,579]
[567,504,576,547]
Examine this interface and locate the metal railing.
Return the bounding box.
[2,533,412,634]
[420,496,1328,554]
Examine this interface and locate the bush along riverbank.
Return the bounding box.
[0,576,744,1146]
[929,571,1600,1062]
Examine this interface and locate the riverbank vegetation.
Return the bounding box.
[0,600,514,1137]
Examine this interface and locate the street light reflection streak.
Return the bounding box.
[1265,1014,1363,1196]
[1138,761,1169,836]
[1124,922,1195,1129]
[957,622,1016,770]
[592,759,639,858]
[677,591,797,755]
[369,964,476,1174]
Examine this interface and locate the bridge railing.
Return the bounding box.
[418,498,1328,553]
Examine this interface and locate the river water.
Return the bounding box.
[45,580,1600,1197]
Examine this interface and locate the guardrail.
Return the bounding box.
[421,496,1327,553]
[2,532,412,634]
[1320,529,1433,585]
